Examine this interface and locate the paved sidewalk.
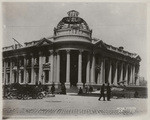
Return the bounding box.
[3,94,147,118]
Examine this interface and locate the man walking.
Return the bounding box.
[98,84,105,101]
[51,83,55,95]
[107,83,111,101]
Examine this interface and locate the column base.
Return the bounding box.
[54,83,60,88]
[90,82,95,85]
[85,82,90,86]
[65,82,70,89]
[111,84,118,87]
[77,83,83,88]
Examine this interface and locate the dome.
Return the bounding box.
[56,10,90,31]
[54,10,92,42]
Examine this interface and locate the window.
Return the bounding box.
[45,70,49,83]
[14,71,17,83]
[28,70,31,83]
[21,71,24,83]
[45,56,49,63]
[7,62,10,67]
[7,73,10,83]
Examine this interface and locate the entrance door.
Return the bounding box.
[60,51,66,84]
[70,51,78,86]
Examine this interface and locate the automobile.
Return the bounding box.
[3,83,45,100]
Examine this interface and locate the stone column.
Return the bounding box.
[3,60,6,84]
[16,56,19,83]
[11,60,14,84]
[119,62,123,84]
[77,50,83,87]
[42,56,46,84]
[90,53,95,85]
[53,52,57,83]
[9,59,12,84]
[99,59,103,84]
[135,65,140,86]
[129,65,132,85]
[18,69,21,84]
[66,50,70,88]
[97,58,101,85]
[56,51,60,87]
[23,55,27,84]
[49,50,53,84]
[30,55,34,84]
[113,61,118,86]
[39,52,43,84]
[132,64,135,85]
[125,64,129,86]
[101,58,105,84]
[86,53,90,85]
[108,60,112,84]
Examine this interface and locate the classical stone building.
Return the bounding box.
[2,10,141,88]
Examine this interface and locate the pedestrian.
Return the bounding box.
[85,85,89,94]
[89,86,93,93]
[61,84,66,94]
[98,84,105,101]
[134,91,138,98]
[51,83,55,95]
[107,83,111,101]
[78,87,83,95]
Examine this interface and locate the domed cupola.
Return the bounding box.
[54,10,92,43]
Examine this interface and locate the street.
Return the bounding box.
[3,94,147,118]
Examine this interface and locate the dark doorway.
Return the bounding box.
[95,55,99,84]
[105,60,109,83]
[70,51,78,86]
[60,51,66,84]
[82,52,88,84]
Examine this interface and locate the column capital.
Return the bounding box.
[55,50,60,55]
[79,49,83,54]
[66,49,71,53]
[49,50,54,55]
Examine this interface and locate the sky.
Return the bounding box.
[2,2,147,79]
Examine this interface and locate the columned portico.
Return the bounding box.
[2,10,141,90]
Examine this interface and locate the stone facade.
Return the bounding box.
[2,10,141,88]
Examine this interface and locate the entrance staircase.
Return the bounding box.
[66,86,79,93]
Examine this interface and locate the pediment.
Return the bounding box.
[36,38,53,47]
[136,55,141,61]
[94,40,107,49]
